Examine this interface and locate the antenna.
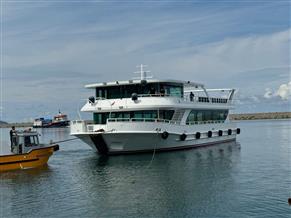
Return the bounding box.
[133,64,153,80]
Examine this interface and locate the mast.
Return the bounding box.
[134,64,152,80]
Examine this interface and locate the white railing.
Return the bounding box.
[186,120,225,125]
[107,118,225,125]
[183,96,230,104]
[107,118,179,125]
[137,93,176,98]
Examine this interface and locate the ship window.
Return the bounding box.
[24,136,31,146]
[186,110,229,124]
[24,136,38,147]
[204,111,211,121]
[159,110,174,120]
[123,112,130,119]
[133,111,143,119]
[144,110,158,119]
[93,113,109,124]
[107,86,121,99]
[93,110,174,123]
[197,111,203,121]
[95,82,183,99]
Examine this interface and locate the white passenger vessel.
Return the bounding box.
[71,65,240,155]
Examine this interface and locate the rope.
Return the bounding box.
[50,138,79,144]
[147,129,160,168]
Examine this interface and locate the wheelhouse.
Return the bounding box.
[11,131,40,154]
[94,81,184,99]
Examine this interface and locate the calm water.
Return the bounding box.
[0,120,290,218]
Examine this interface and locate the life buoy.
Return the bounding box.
[180,133,187,141]
[236,128,241,134]
[218,130,223,136]
[228,129,232,135]
[161,131,169,139]
[208,131,212,138]
[195,132,201,139]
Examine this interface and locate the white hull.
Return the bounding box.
[72,122,238,155]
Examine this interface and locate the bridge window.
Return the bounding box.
[95,82,183,99]
[24,136,39,147]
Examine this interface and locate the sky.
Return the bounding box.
[0,0,290,122]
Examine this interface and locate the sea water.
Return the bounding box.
[0,119,290,217]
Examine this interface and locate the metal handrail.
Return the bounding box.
[107,118,173,123]
[136,93,179,98]
[107,118,225,125]
[87,95,230,105]
[186,120,225,125]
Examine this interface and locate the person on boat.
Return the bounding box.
[190,92,194,101]
[10,126,16,151]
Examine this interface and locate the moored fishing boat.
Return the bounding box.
[71,65,240,155]
[0,130,59,171]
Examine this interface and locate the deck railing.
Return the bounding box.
[107,118,179,124]
[107,118,225,125]
[186,120,225,125]
[88,96,230,105]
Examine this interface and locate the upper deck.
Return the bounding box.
[85,79,206,100]
[81,65,235,113]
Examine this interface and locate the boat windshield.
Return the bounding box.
[23,135,39,147]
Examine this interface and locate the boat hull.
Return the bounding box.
[75,130,237,155]
[0,145,59,172]
[33,121,70,128]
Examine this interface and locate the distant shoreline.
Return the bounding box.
[229,112,291,120]
[0,112,290,128]
[0,122,33,128]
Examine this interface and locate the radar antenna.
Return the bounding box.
[133,64,153,80]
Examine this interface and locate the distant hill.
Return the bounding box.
[0,120,8,124]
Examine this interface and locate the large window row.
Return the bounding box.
[96,82,183,99]
[93,110,175,124]
[186,110,228,124]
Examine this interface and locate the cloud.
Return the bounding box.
[157,29,290,81]
[276,82,291,100]
[264,82,291,100]
[264,88,274,99]
[2,2,290,121]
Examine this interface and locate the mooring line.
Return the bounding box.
[147,129,160,168]
[50,138,79,144]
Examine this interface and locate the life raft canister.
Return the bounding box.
[208,131,212,138]
[218,130,223,136]
[228,129,232,135]
[195,132,201,139]
[161,131,169,139]
[236,128,241,134]
[180,133,187,141]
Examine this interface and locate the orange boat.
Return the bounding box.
[0,130,59,172]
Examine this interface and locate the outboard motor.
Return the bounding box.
[88,96,95,104]
[131,93,138,101]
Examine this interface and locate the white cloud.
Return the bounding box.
[276,82,291,100]
[159,29,290,81]
[263,82,291,100]
[264,88,274,99]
